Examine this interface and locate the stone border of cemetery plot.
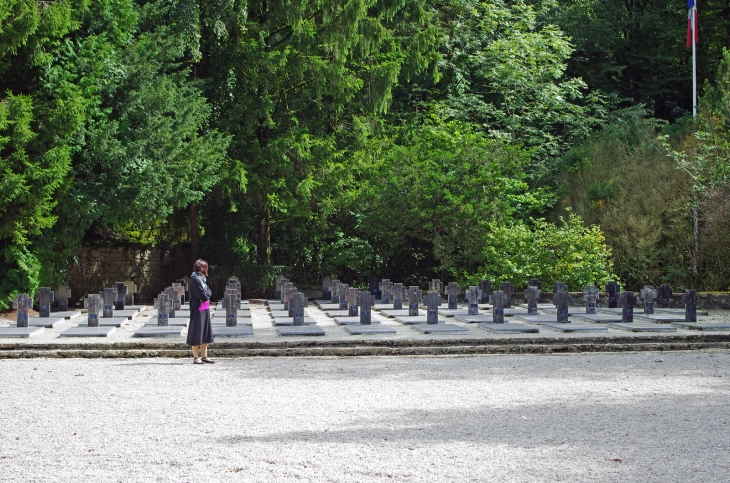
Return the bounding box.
[1,334,730,358]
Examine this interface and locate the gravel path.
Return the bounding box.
[1,352,729,482]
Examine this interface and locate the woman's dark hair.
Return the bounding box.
[193,259,209,277]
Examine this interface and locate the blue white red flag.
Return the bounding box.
[687,0,698,47]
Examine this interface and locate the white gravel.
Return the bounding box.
[1,352,729,482]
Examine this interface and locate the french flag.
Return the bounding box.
[687,0,698,47]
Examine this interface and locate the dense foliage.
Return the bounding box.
[1,0,729,306]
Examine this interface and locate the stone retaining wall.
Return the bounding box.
[66,244,191,304]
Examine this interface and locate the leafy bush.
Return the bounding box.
[469,212,616,291]
[0,244,41,310]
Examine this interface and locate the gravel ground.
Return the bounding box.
[1,352,729,482]
[1,302,730,345]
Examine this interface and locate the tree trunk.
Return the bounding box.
[258,204,271,265]
[189,204,198,264]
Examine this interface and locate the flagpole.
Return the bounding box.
[692,3,697,118]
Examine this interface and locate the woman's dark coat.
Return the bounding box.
[186,274,214,346]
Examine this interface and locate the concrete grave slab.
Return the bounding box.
[657,308,709,316]
[671,322,730,331]
[324,310,351,317]
[27,316,67,328]
[316,303,341,311]
[269,310,310,318]
[518,304,555,310]
[133,326,184,337]
[333,316,381,325]
[48,311,83,319]
[213,326,254,337]
[454,314,495,323]
[541,307,584,316]
[572,313,623,323]
[606,323,678,332]
[211,317,253,326]
[512,314,570,324]
[394,315,447,325]
[503,308,529,316]
[541,323,608,333]
[597,308,623,314]
[345,325,397,335]
[0,327,46,338]
[437,309,469,317]
[272,317,317,326]
[91,317,129,327]
[145,317,189,327]
[105,309,142,319]
[634,313,687,323]
[277,325,325,336]
[412,324,469,334]
[379,309,413,318]
[267,303,285,311]
[60,326,116,337]
[477,323,539,334]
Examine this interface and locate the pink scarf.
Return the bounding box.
[198,300,210,311]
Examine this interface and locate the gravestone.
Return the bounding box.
[658,284,673,308]
[424,291,440,324]
[619,291,637,323]
[330,280,341,304]
[338,283,349,310]
[172,283,185,307]
[606,281,620,308]
[36,287,54,318]
[277,277,290,302]
[380,279,392,304]
[224,292,240,326]
[101,287,116,318]
[478,280,492,304]
[292,293,306,326]
[369,275,381,299]
[13,294,32,327]
[446,282,460,309]
[430,280,443,306]
[227,279,242,298]
[283,283,295,309]
[583,286,599,314]
[640,286,657,314]
[465,286,480,315]
[491,291,505,324]
[391,283,405,310]
[360,292,373,324]
[553,284,570,323]
[56,285,72,311]
[85,294,103,327]
[321,275,332,300]
[164,287,178,318]
[175,279,188,304]
[114,282,128,310]
[124,280,137,306]
[275,275,288,299]
[347,287,359,316]
[525,286,540,315]
[500,283,515,308]
[408,286,421,316]
[682,289,699,322]
[154,293,172,326]
[528,278,542,290]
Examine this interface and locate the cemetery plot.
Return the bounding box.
[411,292,468,333]
[393,315,446,325]
[541,307,584,316]
[379,309,413,318]
[26,315,67,328]
[134,293,184,337]
[437,308,469,317]
[477,323,539,334]
[59,326,117,337]
[2,296,45,337]
[345,324,396,334]
[333,316,381,325]
[540,323,608,333]
[518,303,555,310]
[572,313,624,323]
[412,324,469,334]
[671,321,730,331]
[145,315,189,327]
[0,326,45,338]
[213,325,254,337]
[277,325,326,335]
[60,294,116,337]
[512,314,572,324]
[656,308,709,316]
[344,293,396,334]
[453,314,495,323]
[606,323,678,332]
[633,312,687,323]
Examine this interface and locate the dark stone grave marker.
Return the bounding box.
[124,280,137,306]
[330,279,341,304]
[114,282,128,310]
[292,293,306,326]
[338,283,349,310]
[528,278,542,290]
[606,281,620,308]
[619,291,637,323]
[500,283,515,308]
[391,283,405,310]
[85,294,103,327]
[321,275,332,300]
[424,291,440,324]
[164,287,178,318]
[682,289,699,322]
[583,286,599,314]
[275,275,288,300]
[56,285,71,311]
[360,292,373,324]
[13,294,32,327]
[553,284,570,323]
[172,283,185,306]
[347,287,359,316]
[224,292,241,326]
[380,279,392,304]
[154,293,172,326]
[446,282,460,309]
[525,286,540,315]
[658,284,673,308]
[369,275,381,299]
[640,286,657,314]
[491,291,505,324]
[430,280,443,306]
[36,287,54,318]
[101,287,116,318]
[479,280,492,304]
[408,286,421,316]
[465,286,480,315]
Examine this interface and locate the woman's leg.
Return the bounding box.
[200,343,208,358]
[192,345,199,359]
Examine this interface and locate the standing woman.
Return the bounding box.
[187,259,215,364]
